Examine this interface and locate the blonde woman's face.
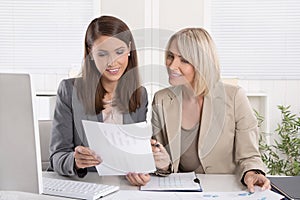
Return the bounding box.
[166,40,195,87]
[91,35,130,83]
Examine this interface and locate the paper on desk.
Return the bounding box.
[105,186,284,200]
[82,120,156,175]
[140,172,202,191]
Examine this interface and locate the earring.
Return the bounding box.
[128,53,130,56]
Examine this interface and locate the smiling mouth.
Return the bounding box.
[169,73,182,78]
[106,68,120,75]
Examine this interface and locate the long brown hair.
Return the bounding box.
[77,15,141,115]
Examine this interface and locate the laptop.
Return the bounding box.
[269,176,300,200]
[0,73,43,194]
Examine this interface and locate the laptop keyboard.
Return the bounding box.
[43,177,119,200]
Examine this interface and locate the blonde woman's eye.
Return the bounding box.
[167,52,174,60]
[181,58,190,64]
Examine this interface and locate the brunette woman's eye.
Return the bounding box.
[97,51,108,57]
[116,49,125,55]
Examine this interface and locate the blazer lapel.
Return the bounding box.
[163,87,182,171]
[198,81,227,159]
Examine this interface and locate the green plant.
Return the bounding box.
[256,105,300,176]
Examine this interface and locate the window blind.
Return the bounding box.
[211,0,300,79]
[0,0,94,74]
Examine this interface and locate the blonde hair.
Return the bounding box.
[165,28,220,96]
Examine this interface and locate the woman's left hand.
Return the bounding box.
[126,173,151,186]
[244,171,271,193]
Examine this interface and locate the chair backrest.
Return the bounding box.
[38,120,52,171]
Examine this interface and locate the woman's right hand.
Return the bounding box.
[151,139,171,170]
[74,146,102,169]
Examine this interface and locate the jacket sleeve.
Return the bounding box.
[234,87,266,181]
[49,79,85,177]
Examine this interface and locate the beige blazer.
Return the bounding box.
[151,81,265,181]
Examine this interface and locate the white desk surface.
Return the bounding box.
[0,172,246,200]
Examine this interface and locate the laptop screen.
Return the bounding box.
[0,73,43,194]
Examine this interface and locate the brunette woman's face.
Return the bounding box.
[166,40,195,87]
[91,35,130,83]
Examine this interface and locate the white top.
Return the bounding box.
[102,99,123,124]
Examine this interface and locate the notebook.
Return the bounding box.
[268,176,300,200]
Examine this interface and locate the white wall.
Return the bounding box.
[15,1,299,133]
[97,0,300,134]
[239,79,300,134]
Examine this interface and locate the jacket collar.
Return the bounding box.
[198,81,227,159]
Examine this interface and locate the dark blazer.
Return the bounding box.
[152,81,265,181]
[50,78,148,177]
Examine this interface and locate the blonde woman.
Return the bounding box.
[128,28,271,192]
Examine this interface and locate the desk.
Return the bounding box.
[0,172,245,200]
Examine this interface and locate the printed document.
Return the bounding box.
[106,186,284,200]
[140,172,202,191]
[82,120,156,175]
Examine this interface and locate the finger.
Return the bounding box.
[247,183,255,193]
[75,157,102,165]
[75,146,95,156]
[153,152,164,160]
[245,177,255,193]
[132,173,147,186]
[261,177,271,190]
[132,173,146,186]
[138,174,150,184]
[75,159,101,168]
[125,173,136,185]
[153,151,169,159]
[74,153,99,160]
[244,174,256,193]
[75,155,102,163]
[126,173,140,186]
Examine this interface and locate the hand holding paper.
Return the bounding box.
[126,173,151,186]
[82,120,156,176]
[74,146,102,169]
